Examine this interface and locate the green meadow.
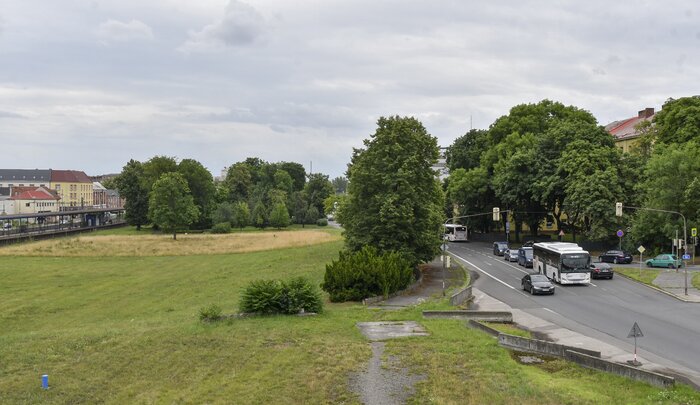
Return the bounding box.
[1,228,698,404]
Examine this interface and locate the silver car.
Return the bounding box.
[504,248,518,262]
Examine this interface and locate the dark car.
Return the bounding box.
[518,247,533,267]
[598,250,632,264]
[590,262,614,279]
[521,273,555,295]
[493,241,508,256]
[504,248,519,262]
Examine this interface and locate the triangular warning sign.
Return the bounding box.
[627,322,644,338]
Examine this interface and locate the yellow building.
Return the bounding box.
[50,170,94,208]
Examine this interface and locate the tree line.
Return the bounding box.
[445,96,700,252]
[111,156,346,238]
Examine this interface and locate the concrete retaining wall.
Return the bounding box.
[498,333,601,358]
[422,310,513,322]
[467,319,502,337]
[564,350,675,388]
[449,285,472,306]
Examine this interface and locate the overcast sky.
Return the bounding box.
[0,1,697,179]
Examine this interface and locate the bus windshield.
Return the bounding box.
[561,254,590,272]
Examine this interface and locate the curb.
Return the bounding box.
[615,272,697,303]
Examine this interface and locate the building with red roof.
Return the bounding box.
[604,107,655,153]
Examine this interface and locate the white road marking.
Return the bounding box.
[542,308,559,315]
[451,254,516,290]
[589,282,597,287]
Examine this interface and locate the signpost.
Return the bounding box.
[637,245,645,278]
[627,322,644,366]
[617,229,624,250]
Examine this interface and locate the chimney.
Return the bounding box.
[638,107,655,118]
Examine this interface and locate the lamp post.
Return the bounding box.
[441,208,509,295]
[616,203,688,295]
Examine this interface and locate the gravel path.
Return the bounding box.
[348,341,425,405]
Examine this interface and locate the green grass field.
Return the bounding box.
[1,228,699,404]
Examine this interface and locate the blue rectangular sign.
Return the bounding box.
[682,254,691,260]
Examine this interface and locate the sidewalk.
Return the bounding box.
[470,287,700,388]
[650,269,700,302]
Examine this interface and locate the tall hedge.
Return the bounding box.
[321,246,414,302]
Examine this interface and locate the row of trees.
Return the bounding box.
[446,96,700,251]
[113,155,342,236]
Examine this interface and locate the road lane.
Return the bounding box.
[448,241,700,375]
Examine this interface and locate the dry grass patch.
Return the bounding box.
[0,230,340,257]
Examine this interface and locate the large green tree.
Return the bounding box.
[343,116,445,265]
[143,155,178,190]
[221,163,253,203]
[446,129,489,171]
[177,159,215,230]
[630,141,700,251]
[653,96,700,145]
[114,159,150,230]
[148,172,200,240]
[304,173,334,216]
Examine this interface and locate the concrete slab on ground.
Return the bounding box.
[356,321,429,341]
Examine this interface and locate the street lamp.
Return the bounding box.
[616,202,688,295]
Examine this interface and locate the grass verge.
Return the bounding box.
[615,267,662,286]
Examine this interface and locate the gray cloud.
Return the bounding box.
[1,1,699,178]
[179,1,265,52]
[97,19,154,42]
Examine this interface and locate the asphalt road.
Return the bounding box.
[448,241,700,376]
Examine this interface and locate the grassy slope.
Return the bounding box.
[615,267,662,285]
[1,232,699,404]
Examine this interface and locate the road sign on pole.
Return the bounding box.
[637,245,645,254]
[616,229,624,238]
[692,228,697,237]
[627,322,644,366]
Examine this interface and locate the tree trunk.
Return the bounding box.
[173,232,177,240]
[136,224,141,231]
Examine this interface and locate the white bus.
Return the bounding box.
[533,242,591,285]
[444,224,468,242]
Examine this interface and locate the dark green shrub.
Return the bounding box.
[280,277,323,314]
[321,246,414,302]
[239,277,323,315]
[316,218,328,227]
[198,304,222,321]
[239,279,282,314]
[211,222,231,234]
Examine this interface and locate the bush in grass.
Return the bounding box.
[316,218,328,227]
[279,277,323,314]
[211,222,231,234]
[198,304,222,321]
[321,246,414,302]
[239,277,323,315]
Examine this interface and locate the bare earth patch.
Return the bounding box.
[0,230,340,257]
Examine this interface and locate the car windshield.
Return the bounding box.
[496,242,508,248]
[530,275,549,282]
[524,250,533,259]
[561,254,590,272]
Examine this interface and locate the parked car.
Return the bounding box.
[493,241,508,256]
[504,248,519,262]
[518,247,534,268]
[2,222,11,231]
[598,250,633,264]
[521,273,555,295]
[590,262,614,279]
[645,254,683,269]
